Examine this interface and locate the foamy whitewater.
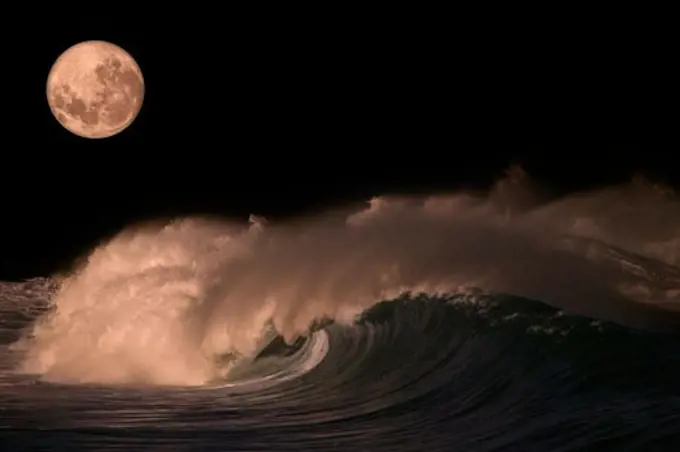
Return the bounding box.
[2,170,680,450]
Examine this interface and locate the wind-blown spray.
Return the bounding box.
[12,169,680,386]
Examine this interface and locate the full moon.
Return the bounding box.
[46,41,144,139]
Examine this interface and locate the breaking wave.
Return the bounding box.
[7,169,680,387]
[2,169,680,449]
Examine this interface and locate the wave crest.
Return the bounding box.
[10,170,680,386]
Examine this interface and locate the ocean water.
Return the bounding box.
[1,171,679,450]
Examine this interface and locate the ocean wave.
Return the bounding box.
[1,170,679,449]
[2,291,680,450]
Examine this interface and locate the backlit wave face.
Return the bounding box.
[9,169,680,386]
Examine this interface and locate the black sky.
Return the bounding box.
[0,13,675,279]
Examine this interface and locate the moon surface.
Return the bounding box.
[47,41,144,139]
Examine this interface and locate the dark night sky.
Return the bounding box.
[0,13,675,279]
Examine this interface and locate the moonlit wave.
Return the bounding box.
[6,169,680,387]
[2,169,680,450]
